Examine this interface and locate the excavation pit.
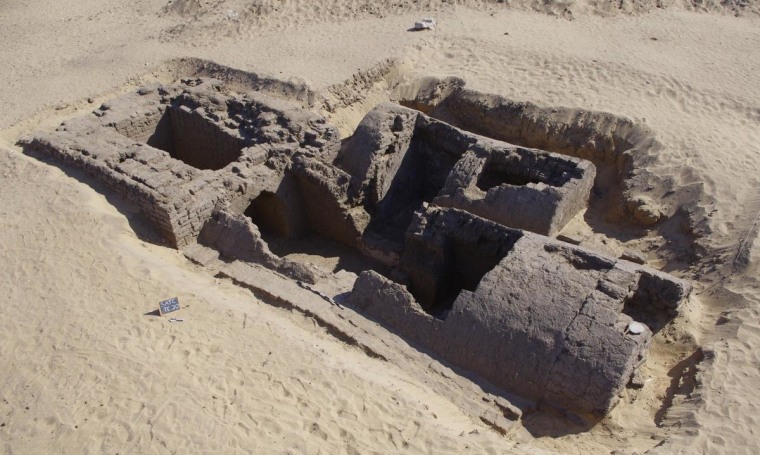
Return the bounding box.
[20,78,340,248]
[400,209,521,316]
[365,127,468,244]
[19,73,691,420]
[108,90,247,171]
[475,153,572,191]
[245,191,292,238]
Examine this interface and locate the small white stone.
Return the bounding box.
[413,18,436,30]
[627,321,647,335]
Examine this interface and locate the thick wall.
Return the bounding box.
[168,104,246,170]
[290,155,369,248]
[198,209,320,283]
[20,129,223,248]
[348,207,692,416]
[435,143,596,236]
[20,78,340,249]
[340,103,596,238]
[403,81,670,226]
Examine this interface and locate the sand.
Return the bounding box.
[1,0,759,453]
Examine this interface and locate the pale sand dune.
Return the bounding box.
[1,0,759,453]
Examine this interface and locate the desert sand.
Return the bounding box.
[1,0,759,453]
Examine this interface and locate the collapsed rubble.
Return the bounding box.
[20,77,691,417]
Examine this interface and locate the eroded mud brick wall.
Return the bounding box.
[19,78,341,249]
[349,207,691,415]
[289,155,367,248]
[340,103,596,239]
[168,103,246,170]
[428,88,634,167]
[398,207,523,312]
[434,141,596,236]
[198,209,320,284]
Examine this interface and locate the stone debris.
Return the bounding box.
[557,233,583,245]
[627,321,647,334]
[621,248,647,264]
[20,77,691,417]
[413,18,436,30]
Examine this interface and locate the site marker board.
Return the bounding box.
[159,297,181,316]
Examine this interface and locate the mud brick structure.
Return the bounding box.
[20,78,339,248]
[338,103,596,238]
[349,206,691,416]
[434,145,595,236]
[21,77,690,417]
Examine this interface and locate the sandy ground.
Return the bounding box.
[1,0,759,453]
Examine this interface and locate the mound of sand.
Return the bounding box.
[162,0,760,23]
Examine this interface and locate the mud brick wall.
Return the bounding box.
[349,207,692,416]
[290,154,367,248]
[436,144,596,236]
[398,207,524,311]
[340,103,596,238]
[21,129,228,248]
[198,209,320,284]
[168,104,246,171]
[111,106,172,149]
[434,140,595,235]
[20,78,341,249]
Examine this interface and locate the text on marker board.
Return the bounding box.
[159,297,181,316]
